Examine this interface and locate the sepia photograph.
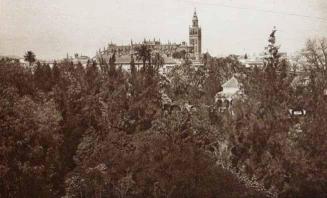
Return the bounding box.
[0,0,326,197]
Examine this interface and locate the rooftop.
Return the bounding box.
[222,76,240,89]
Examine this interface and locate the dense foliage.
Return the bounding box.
[0,49,263,197]
[1,35,326,198]
[222,35,327,197]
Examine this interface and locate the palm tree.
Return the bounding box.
[152,52,164,72]
[135,44,151,70]
[24,51,36,66]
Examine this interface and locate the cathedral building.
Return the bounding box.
[96,10,202,65]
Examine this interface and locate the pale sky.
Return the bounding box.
[0,0,326,59]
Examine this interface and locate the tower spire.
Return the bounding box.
[192,8,198,27]
[189,9,201,61]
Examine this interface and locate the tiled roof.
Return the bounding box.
[222,76,240,89]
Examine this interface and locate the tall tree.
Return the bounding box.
[33,61,43,90]
[51,61,60,85]
[129,54,138,96]
[24,51,36,66]
[294,37,327,197]
[227,28,293,196]
[109,52,117,77]
[152,52,164,73]
[135,44,151,71]
[204,57,223,104]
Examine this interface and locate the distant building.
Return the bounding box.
[239,58,264,68]
[189,10,202,61]
[105,54,179,75]
[238,52,288,68]
[215,76,243,110]
[215,76,242,102]
[238,53,264,68]
[19,58,28,67]
[95,10,203,66]
[38,60,56,67]
[65,53,91,66]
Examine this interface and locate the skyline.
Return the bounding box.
[1,0,327,59]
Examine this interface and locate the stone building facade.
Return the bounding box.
[96,10,202,64]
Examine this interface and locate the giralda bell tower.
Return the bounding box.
[189,9,202,60]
